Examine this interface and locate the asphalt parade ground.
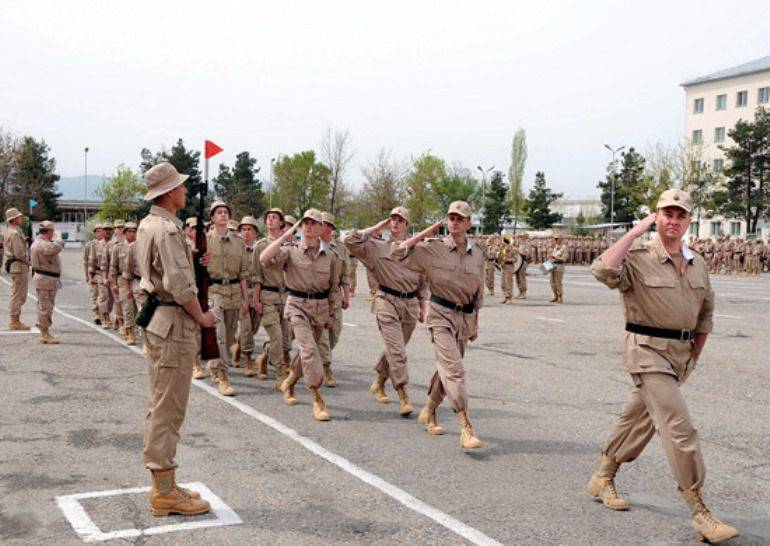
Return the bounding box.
[1,248,768,545]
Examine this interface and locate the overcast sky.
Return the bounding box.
[2,0,770,198]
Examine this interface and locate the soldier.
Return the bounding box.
[254,208,292,387]
[201,201,249,396]
[136,161,215,517]
[499,235,518,304]
[4,207,31,330]
[549,236,568,304]
[109,219,126,331]
[587,189,737,544]
[514,233,529,299]
[31,221,65,343]
[317,212,351,387]
[394,201,484,449]
[753,238,767,275]
[348,255,359,297]
[90,221,113,328]
[260,209,341,422]
[345,206,427,415]
[232,216,261,375]
[110,221,132,340]
[118,222,138,346]
[481,235,497,296]
[83,224,102,324]
[126,221,148,353]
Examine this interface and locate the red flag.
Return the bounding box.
[205,140,223,159]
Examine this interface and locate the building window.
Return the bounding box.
[730,222,741,235]
[713,159,724,172]
[736,90,748,107]
[689,222,699,235]
[710,221,721,236]
[759,87,770,104]
[693,98,704,113]
[714,127,725,143]
[692,130,703,144]
[715,94,727,110]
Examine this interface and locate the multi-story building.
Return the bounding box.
[682,55,770,240]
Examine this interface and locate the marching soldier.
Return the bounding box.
[4,207,31,330]
[260,209,341,422]
[345,206,427,416]
[233,216,261,375]
[587,189,737,544]
[109,220,126,332]
[394,201,484,449]
[137,161,215,517]
[499,235,518,304]
[83,223,102,324]
[31,221,65,343]
[91,221,113,328]
[514,233,529,299]
[482,235,497,296]
[110,221,131,340]
[118,222,138,346]
[549,236,567,303]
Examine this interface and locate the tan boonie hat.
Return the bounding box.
[656,188,692,213]
[124,221,138,229]
[93,223,103,232]
[143,162,190,201]
[102,221,114,229]
[209,200,232,218]
[185,217,198,228]
[227,220,238,231]
[301,209,323,223]
[321,212,336,228]
[5,207,23,222]
[389,206,410,224]
[263,207,285,222]
[448,200,472,218]
[113,219,126,228]
[239,216,259,229]
[39,220,54,231]
[284,214,297,226]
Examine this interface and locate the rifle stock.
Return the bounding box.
[195,182,220,360]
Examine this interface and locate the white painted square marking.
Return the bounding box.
[55,482,241,543]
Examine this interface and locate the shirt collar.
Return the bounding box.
[300,239,327,254]
[149,205,183,229]
[442,235,473,254]
[653,234,694,263]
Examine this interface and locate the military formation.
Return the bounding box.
[3,165,754,543]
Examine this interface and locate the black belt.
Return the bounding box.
[210,277,240,285]
[487,258,496,262]
[430,294,474,314]
[378,284,417,299]
[33,269,60,278]
[626,322,695,342]
[288,288,330,300]
[157,300,181,307]
[133,274,142,281]
[261,284,285,293]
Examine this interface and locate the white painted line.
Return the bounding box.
[535,317,565,323]
[56,481,241,542]
[343,322,358,327]
[1,277,502,546]
[715,314,743,319]
[0,327,40,335]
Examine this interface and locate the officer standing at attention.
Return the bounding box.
[4,208,31,330]
[136,162,216,517]
[499,235,518,304]
[394,201,484,449]
[549,236,568,303]
[119,222,139,346]
[514,233,529,299]
[587,189,737,544]
[30,220,65,344]
[260,209,341,422]
[83,223,103,324]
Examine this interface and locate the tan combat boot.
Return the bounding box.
[280,369,300,405]
[9,315,31,331]
[274,361,289,391]
[101,313,112,329]
[369,373,390,404]
[458,410,483,449]
[125,328,136,346]
[396,386,414,416]
[113,316,121,331]
[192,356,205,380]
[256,352,268,380]
[308,386,331,421]
[323,363,336,388]
[243,353,256,377]
[217,368,235,396]
[681,488,739,544]
[230,343,241,367]
[37,328,61,344]
[515,292,526,300]
[587,454,629,510]
[418,398,445,435]
[148,469,210,517]
[207,361,219,383]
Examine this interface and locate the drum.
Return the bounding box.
[540,260,555,274]
[513,255,524,273]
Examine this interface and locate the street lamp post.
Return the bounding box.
[476,165,494,234]
[603,144,624,237]
[269,157,276,208]
[84,147,89,229]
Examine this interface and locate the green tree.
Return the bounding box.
[12,136,61,221]
[271,151,331,217]
[95,165,143,220]
[524,171,562,230]
[482,170,510,233]
[140,138,202,219]
[405,152,445,227]
[597,146,649,224]
[508,128,527,229]
[571,210,589,236]
[0,128,18,214]
[213,151,264,220]
[431,167,480,214]
[348,149,406,228]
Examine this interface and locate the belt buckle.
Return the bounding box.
[222,279,231,286]
[399,290,408,298]
[454,303,463,311]
[680,329,692,342]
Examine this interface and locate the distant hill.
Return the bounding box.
[56,175,107,201]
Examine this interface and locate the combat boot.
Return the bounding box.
[37,328,61,345]
[556,296,564,304]
[192,356,205,380]
[280,369,300,405]
[274,361,288,391]
[514,292,526,300]
[217,368,235,396]
[9,315,31,331]
[125,328,136,346]
[148,469,210,517]
[396,386,413,416]
[207,361,219,383]
[256,352,268,380]
[458,410,483,449]
[323,363,337,388]
[243,353,256,377]
[369,373,390,404]
[230,343,241,367]
[101,313,112,329]
[308,386,331,421]
[418,398,445,435]
[587,454,629,510]
[681,488,739,544]
[113,316,121,331]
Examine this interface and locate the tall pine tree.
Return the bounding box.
[140,139,202,219]
[214,151,264,220]
[597,147,649,223]
[482,170,510,233]
[524,171,562,230]
[12,136,61,221]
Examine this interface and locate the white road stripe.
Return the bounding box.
[535,317,565,323]
[1,277,502,546]
[715,314,743,319]
[343,322,358,327]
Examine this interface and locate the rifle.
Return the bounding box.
[195,179,220,360]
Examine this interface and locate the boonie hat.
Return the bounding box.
[301,209,323,223]
[209,200,232,218]
[5,207,23,222]
[39,220,54,231]
[113,219,126,228]
[656,188,692,213]
[102,221,114,229]
[389,206,410,224]
[239,216,259,229]
[125,221,138,230]
[143,162,190,201]
[321,212,336,228]
[447,201,472,218]
[263,207,285,223]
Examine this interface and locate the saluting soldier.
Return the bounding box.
[549,236,568,303]
[4,207,31,330]
[201,201,249,396]
[260,209,341,422]
[136,162,216,517]
[587,189,737,544]
[83,223,102,324]
[317,212,351,387]
[394,201,484,449]
[232,216,262,375]
[499,235,518,304]
[30,220,65,343]
[345,206,428,416]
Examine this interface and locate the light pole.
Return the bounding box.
[476,165,494,233]
[84,147,89,229]
[269,157,276,208]
[603,144,624,236]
